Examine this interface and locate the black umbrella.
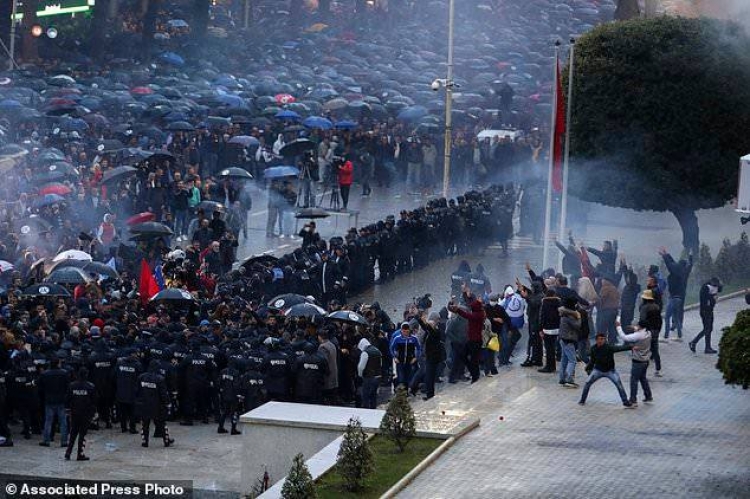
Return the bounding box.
[240,254,278,269]
[279,139,315,157]
[84,261,119,279]
[217,167,253,180]
[285,302,326,318]
[46,267,92,285]
[22,283,71,297]
[102,166,138,184]
[165,121,195,131]
[150,288,195,303]
[197,201,226,214]
[129,222,174,235]
[268,293,309,310]
[295,207,330,219]
[326,310,369,326]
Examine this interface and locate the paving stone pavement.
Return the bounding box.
[397,296,750,499]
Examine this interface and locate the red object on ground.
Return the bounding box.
[126,212,156,225]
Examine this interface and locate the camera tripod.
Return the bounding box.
[317,181,340,211]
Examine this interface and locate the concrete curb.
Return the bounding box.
[379,418,481,499]
[682,289,748,312]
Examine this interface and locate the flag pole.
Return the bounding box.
[542,41,561,272]
[558,38,575,272]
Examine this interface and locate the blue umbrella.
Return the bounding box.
[228,135,260,147]
[216,94,246,108]
[275,110,301,120]
[264,166,300,179]
[334,120,357,130]
[167,19,189,28]
[58,117,89,132]
[397,105,429,122]
[33,193,65,208]
[164,111,189,122]
[160,52,185,67]
[0,99,22,110]
[302,116,333,130]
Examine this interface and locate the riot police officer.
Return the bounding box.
[217,358,243,435]
[65,367,96,461]
[115,349,142,434]
[292,343,328,404]
[135,361,173,448]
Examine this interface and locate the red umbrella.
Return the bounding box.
[39,184,72,196]
[126,212,156,225]
[131,86,154,95]
[275,93,295,104]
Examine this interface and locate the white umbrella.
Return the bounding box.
[0,260,14,273]
[53,249,93,262]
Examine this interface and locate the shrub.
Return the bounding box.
[379,386,416,453]
[337,417,374,492]
[717,310,750,390]
[280,453,316,499]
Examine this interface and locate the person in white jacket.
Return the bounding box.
[616,320,653,407]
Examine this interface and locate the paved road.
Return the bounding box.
[397,296,750,499]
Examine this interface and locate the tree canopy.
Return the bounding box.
[569,16,750,251]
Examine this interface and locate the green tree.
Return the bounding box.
[569,17,750,253]
[280,453,316,499]
[714,238,735,285]
[717,310,750,389]
[337,417,374,492]
[692,243,715,291]
[379,386,416,453]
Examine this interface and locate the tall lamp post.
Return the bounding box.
[7,0,18,70]
[440,0,456,199]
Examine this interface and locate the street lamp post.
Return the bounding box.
[8,0,18,70]
[441,0,455,199]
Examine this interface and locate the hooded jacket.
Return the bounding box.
[558,306,581,342]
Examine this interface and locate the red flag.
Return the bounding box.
[138,259,160,305]
[552,57,566,193]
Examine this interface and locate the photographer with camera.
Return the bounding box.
[337,156,354,211]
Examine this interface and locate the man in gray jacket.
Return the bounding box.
[317,330,339,405]
[617,320,653,407]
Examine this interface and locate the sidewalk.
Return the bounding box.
[397,296,750,499]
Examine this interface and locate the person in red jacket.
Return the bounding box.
[337,159,354,211]
[448,284,485,383]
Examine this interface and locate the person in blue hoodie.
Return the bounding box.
[390,322,421,389]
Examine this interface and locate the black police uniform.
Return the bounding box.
[135,365,173,447]
[65,376,97,460]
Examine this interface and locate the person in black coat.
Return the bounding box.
[538,290,562,373]
[521,280,545,367]
[179,343,216,425]
[88,341,116,429]
[261,339,292,402]
[135,361,174,448]
[115,349,142,434]
[292,343,328,404]
[39,358,69,447]
[415,313,446,400]
[690,278,722,354]
[65,367,97,461]
[217,359,244,435]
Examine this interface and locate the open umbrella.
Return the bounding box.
[264,166,300,179]
[275,109,301,120]
[302,116,333,130]
[39,184,72,196]
[326,310,369,326]
[334,120,357,130]
[150,288,195,303]
[165,121,194,131]
[217,167,253,180]
[197,201,226,214]
[22,283,70,297]
[279,139,315,157]
[295,207,330,219]
[46,267,92,285]
[274,94,296,104]
[240,254,278,269]
[126,212,156,225]
[228,135,260,147]
[84,261,119,279]
[102,166,138,184]
[129,222,174,236]
[159,52,185,67]
[131,86,154,95]
[0,260,13,273]
[33,194,66,208]
[53,249,93,262]
[268,293,309,310]
[285,303,326,318]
